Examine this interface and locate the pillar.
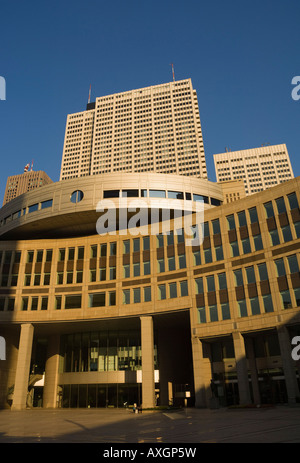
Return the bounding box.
[12,324,34,410]
[140,316,155,408]
[232,331,251,405]
[277,325,300,405]
[191,337,212,408]
[43,334,61,408]
[245,337,261,405]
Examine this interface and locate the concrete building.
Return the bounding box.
[214,144,294,196]
[60,79,207,181]
[0,172,300,410]
[3,170,53,206]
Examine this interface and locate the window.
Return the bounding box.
[149,190,166,198]
[204,248,212,264]
[238,211,247,227]
[133,262,140,277]
[168,191,184,199]
[46,250,53,262]
[215,245,224,261]
[122,189,139,197]
[24,274,31,286]
[158,284,166,300]
[110,242,117,256]
[76,271,83,283]
[169,282,177,298]
[55,296,62,310]
[250,297,260,315]
[167,231,174,246]
[246,266,256,284]
[36,250,43,262]
[230,241,239,257]
[31,297,38,311]
[221,303,231,320]
[234,269,243,287]
[143,236,150,251]
[168,256,176,271]
[227,214,236,230]
[258,263,268,281]
[27,251,34,263]
[41,199,53,209]
[242,238,251,254]
[78,247,84,260]
[193,250,201,266]
[28,203,39,213]
[282,225,293,242]
[156,234,164,248]
[91,245,97,258]
[287,192,299,210]
[123,264,130,278]
[109,266,116,280]
[249,207,258,223]
[109,292,116,306]
[66,272,73,284]
[264,201,275,218]
[269,229,280,246]
[103,190,119,198]
[65,295,82,309]
[180,280,188,297]
[100,244,107,257]
[144,287,151,302]
[280,290,292,309]
[70,190,84,203]
[218,273,227,290]
[275,258,286,277]
[157,258,165,273]
[59,249,65,261]
[206,275,215,292]
[276,197,286,214]
[41,297,48,311]
[68,248,75,260]
[34,274,41,286]
[198,306,206,323]
[133,288,141,304]
[287,255,299,274]
[178,254,186,269]
[195,277,204,294]
[253,234,263,251]
[212,219,221,236]
[133,238,140,252]
[89,292,105,308]
[143,261,150,275]
[22,297,28,311]
[262,294,274,313]
[209,305,218,322]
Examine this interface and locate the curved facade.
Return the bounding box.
[1,173,300,410]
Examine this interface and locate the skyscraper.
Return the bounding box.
[60,79,207,180]
[213,144,294,195]
[3,170,53,206]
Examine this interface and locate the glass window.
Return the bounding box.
[41,297,48,310]
[157,258,165,273]
[169,282,177,298]
[287,192,299,210]
[66,272,73,284]
[238,299,248,317]
[269,229,280,246]
[258,263,268,281]
[123,290,130,305]
[123,264,130,278]
[238,211,247,227]
[133,262,140,277]
[109,292,116,306]
[103,190,119,198]
[204,248,212,263]
[149,190,166,198]
[248,207,258,224]
[78,247,84,260]
[180,280,188,297]
[59,249,65,261]
[178,254,186,269]
[34,274,41,286]
[250,297,260,315]
[275,258,286,277]
[280,290,292,309]
[193,250,201,266]
[246,266,256,284]
[282,225,293,242]
[55,296,62,310]
[68,248,75,260]
[212,219,220,235]
[57,272,63,285]
[242,238,251,254]
[14,251,21,263]
[99,267,106,281]
[263,294,274,313]
[28,203,39,213]
[294,288,300,307]
[234,269,243,287]
[253,234,263,251]
[110,242,117,256]
[27,251,34,263]
[168,256,176,271]
[70,190,84,203]
[215,245,224,261]
[206,275,215,292]
[122,189,139,197]
[36,250,43,262]
[41,199,53,209]
[195,277,204,294]
[91,245,97,258]
[209,305,218,322]
[133,288,141,304]
[158,284,166,300]
[76,271,83,284]
[100,244,107,257]
[22,297,28,311]
[264,201,274,218]
[276,197,286,214]
[143,261,150,275]
[31,297,38,311]
[168,190,184,200]
[287,255,299,274]
[203,222,210,237]
[156,234,164,248]
[167,231,174,246]
[198,307,206,323]
[133,238,140,252]
[109,266,116,280]
[176,229,185,243]
[227,214,236,230]
[230,241,239,257]
[144,286,151,302]
[221,303,231,320]
[218,273,227,290]
[193,194,209,203]
[143,236,150,251]
[294,221,300,239]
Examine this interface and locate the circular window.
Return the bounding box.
[70,190,84,203]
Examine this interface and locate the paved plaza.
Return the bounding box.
[0,406,299,443]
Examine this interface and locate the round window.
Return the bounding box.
[70,190,84,203]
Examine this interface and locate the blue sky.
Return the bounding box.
[0,0,299,202]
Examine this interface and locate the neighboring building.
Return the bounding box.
[1,173,300,410]
[218,179,246,204]
[214,144,294,195]
[3,170,53,206]
[60,79,207,181]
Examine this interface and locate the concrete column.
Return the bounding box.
[191,337,212,408]
[232,331,251,405]
[12,324,34,410]
[140,316,155,409]
[245,337,261,405]
[43,334,61,408]
[277,325,300,405]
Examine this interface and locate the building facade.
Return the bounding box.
[0,173,300,410]
[3,171,53,206]
[214,144,294,195]
[60,79,207,181]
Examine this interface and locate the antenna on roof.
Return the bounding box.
[88,84,91,104]
[170,63,175,82]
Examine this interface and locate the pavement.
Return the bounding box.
[0,405,300,444]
